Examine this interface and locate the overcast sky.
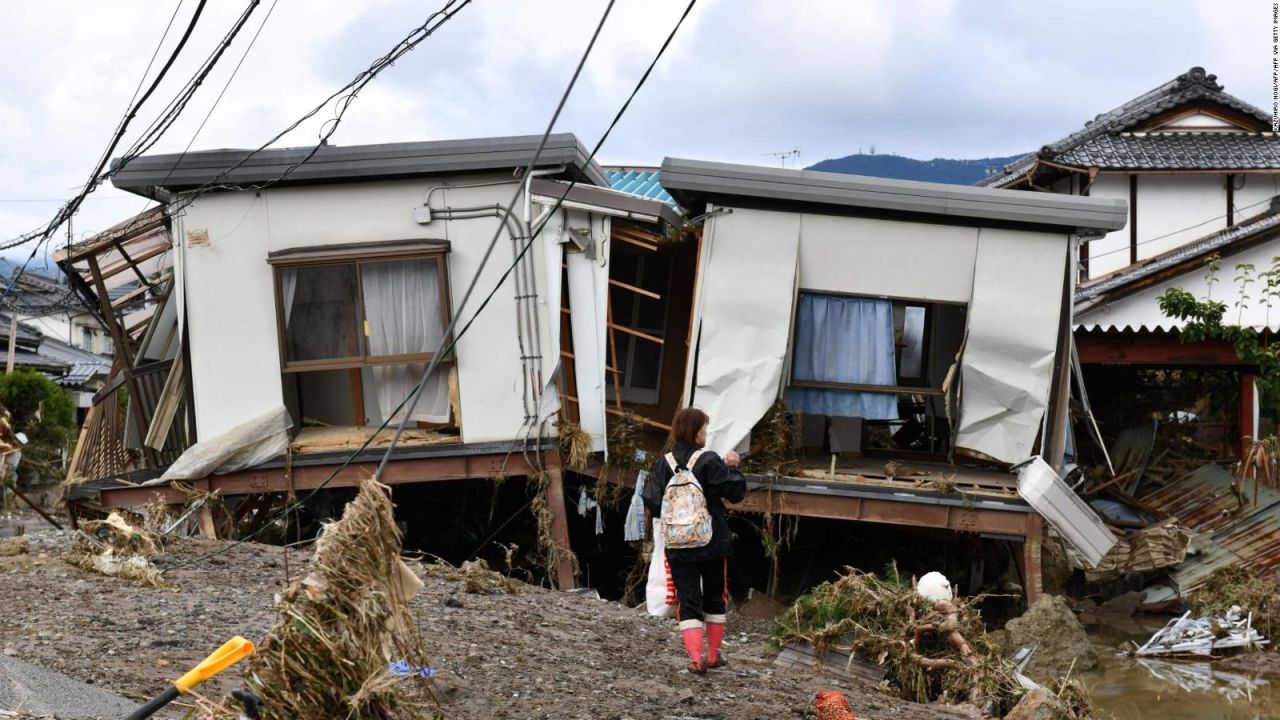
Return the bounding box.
[0,0,1271,257]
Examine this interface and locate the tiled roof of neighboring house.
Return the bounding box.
[605,167,677,208]
[1075,205,1280,305]
[36,336,111,388]
[0,312,46,346]
[981,67,1277,188]
[1054,132,1280,171]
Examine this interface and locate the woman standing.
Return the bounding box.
[642,408,747,674]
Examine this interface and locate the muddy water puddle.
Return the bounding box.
[1079,617,1280,719]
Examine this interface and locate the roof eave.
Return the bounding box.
[662,157,1127,234]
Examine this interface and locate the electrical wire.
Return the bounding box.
[170,0,700,569]
[165,0,472,214]
[148,0,282,196]
[0,0,212,306]
[371,0,618,482]
[1088,194,1278,261]
[111,1,265,176]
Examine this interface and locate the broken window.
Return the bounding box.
[270,243,452,428]
[608,245,672,406]
[786,291,966,454]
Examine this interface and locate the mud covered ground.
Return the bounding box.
[0,522,976,720]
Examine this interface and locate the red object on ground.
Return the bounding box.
[814,690,856,720]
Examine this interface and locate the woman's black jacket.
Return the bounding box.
[641,441,747,563]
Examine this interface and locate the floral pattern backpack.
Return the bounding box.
[660,449,713,549]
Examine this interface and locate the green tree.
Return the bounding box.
[1158,255,1280,416]
[0,369,77,486]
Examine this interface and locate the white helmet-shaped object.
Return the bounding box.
[917,571,953,602]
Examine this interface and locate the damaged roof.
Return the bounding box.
[982,67,1279,188]
[528,177,682,227]
[110,134,609,199]
[605,167,677,208]
[661,157,1128,234]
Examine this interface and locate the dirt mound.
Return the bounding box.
[1005,596,1096,681]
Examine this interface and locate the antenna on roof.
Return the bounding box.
[763,148,801,168]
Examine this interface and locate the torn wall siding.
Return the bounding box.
[688,207,800,455]
[954,229,1069,463]
[564,214,611,452]
[172,176,578,444]
[684,207,1073,465]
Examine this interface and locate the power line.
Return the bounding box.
[148,0,282,196]
[0,0,212,304]
[172,0,699,569]
[1088,194,1278,262]
[372,0,618,481]
[166,0,472,214]
[112,1,265,175]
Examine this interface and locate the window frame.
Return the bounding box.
[786,289,954,398]
[269,241,452,374]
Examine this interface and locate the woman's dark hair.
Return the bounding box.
[671,407,709,447]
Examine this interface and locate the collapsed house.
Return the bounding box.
[59,131,1131,600]
[983,67,1280,603]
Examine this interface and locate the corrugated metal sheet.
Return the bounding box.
[1143,464,1280,534]
[605,167,677,208]
[1140,464,1280,601]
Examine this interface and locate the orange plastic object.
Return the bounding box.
[814,690,856,720]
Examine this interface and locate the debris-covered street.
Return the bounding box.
[0,522,977,720]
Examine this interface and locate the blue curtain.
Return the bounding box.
[784,294,898,420]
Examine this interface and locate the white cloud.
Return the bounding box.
[0,0,1269,255]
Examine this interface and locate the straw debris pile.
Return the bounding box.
[1188,565,1280,642]
[239,478,433,719]
[64,511,163,586]
[774,568,1024,713]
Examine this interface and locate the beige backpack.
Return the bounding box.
[661,450,713,549]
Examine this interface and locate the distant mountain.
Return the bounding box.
[807,153,1026,186]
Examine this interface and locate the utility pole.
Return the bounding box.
[5,313,16,374]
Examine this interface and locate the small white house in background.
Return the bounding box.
[981,66,1280,282]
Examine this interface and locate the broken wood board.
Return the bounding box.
[291,425,461,454]
[774,641,886,684]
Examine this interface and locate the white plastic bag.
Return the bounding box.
[645,517,674,617]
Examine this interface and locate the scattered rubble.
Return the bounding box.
[1187,565,1280,641]
[1004,596,1097,681]
[0,527,974,720]
[1134,608,1268,656]
[773,567,1025,713]
[220,478,433,720]
[0,537,27,557]
[63,512,163,586]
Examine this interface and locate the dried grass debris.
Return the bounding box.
[239,477,435,720]
[1188,565,1280,642]
[742,400,799,475]
[557,421,593,472]
[774,567,1029,713]
[64,512,164,586]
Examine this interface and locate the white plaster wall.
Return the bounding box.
[1084,175,1131,278]
[1136,175,1227,260]
[1233,174,1280,224]
[174,174,567,443]
[1077,236,1280,332]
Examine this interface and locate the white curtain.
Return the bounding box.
[362,259,450,425]
[280,268,298,326]
[784,294,898,420]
